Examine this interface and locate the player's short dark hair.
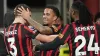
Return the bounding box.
[94,12,100,22]
[59,15,63,21]
[45,6,60,18]
[72,1,93,26]
[14,4,31,17]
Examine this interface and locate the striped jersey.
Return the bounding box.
[59,22,100,56]
[40,24,63,56]
[4,23,38,56]
[36,21,100,56]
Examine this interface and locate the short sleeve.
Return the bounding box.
[50,24,62,34]
[24,26,39,38]
[58,24,72,44]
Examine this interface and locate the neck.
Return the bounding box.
[49,22,56,27]
[75,15,79,21]
[48,24,52,27]
[13,16,25,24]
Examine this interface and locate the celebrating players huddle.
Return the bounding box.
[3,1,100,56]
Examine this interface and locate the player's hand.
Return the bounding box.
[33,45,40,55]
[17,6,31,20]
[33,45,36,52]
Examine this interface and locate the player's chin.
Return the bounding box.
[43,21,48,24]
[43,22,49,25]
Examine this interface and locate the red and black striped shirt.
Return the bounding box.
[59,22,100,56]
[36,22,100,56]
[4,23,38,56]
[39,24,63,56]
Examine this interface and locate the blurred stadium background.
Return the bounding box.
[0,0,99,28]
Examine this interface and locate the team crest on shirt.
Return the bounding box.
[58,33,64,39]
[52,25,58,32]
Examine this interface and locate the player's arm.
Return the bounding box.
[35,37,62,51]
[24,25,39,38]
[35,24,72,51]
[26,18,53,34]
[35,34,58,42]
[17,6,53,34]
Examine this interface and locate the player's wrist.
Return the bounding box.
[35,45,39,51]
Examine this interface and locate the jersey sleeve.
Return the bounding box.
[58,24,72,44]
[35,24,72,51]
[35,37,62,51]
[50,24,62,34]
[24,26,39,38]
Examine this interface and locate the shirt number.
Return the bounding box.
[7,38,17,56]
[74,34,100,56]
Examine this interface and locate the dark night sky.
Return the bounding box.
[7,0,46,8]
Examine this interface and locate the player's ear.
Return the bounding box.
[72,10,75,15]
[53,16,57,21]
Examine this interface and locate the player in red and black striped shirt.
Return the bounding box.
[36,6,63,56]
[4,4,39,56]
[35,1,100,56]
[17,6,63,56]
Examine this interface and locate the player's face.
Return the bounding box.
[43,8,56,25]
[55,18,62,25]
[96,18,100,24]
[69,8,76,20]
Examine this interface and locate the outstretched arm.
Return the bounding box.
[17,6,53,34]
[26,18,53,34]
[35,34,58,42]
[35,37,62,51]
[34,24,72,51]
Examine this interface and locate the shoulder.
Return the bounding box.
[51,24,63,33]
